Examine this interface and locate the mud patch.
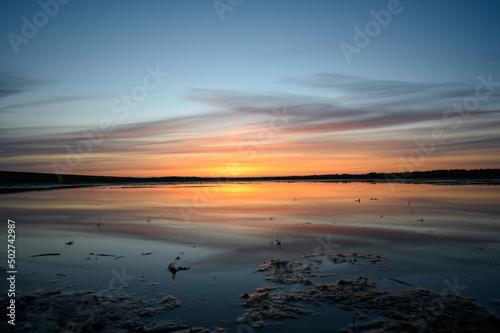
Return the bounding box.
[254,257,316,285]
[237,289,311,329]
[0,290,223,332]
[242,253,500,332]
[302,249,389,266]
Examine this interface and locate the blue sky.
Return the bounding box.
[1,0,500,176]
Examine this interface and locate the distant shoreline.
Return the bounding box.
[1,169,499,194]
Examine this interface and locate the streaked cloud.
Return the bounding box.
[0,72,52,99]
[0,94,116,113]
[1,72,500,176]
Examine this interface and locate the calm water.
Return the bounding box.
[1,182,499,331]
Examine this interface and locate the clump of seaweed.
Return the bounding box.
[0,290,187,332]
[254,257,316,285]
[301,249,389,266]
[162,295,181,309]
[242,253,500,332]
[238,289,311,328]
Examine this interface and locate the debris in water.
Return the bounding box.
[240,252,500,332]
[31,253,61,257]
[0,290,188,332]
[254,257,314,285]
[161,295,181,309]
[168,260,190,279]
[389,277,414,286]
[89,252,118,257]
[301,249,389,266]
[239,275,500,331]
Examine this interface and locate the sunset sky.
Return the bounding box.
[1,0,499,177]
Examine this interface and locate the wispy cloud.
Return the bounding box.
[284,73,500,107]
[0,94,117,113]
[284,73,449,95]
[0,72,52,99]
[2,73,500,176]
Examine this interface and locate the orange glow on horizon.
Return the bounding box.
[17,132,499,178]
[73,153,500,179]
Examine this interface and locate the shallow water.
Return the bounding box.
[1,182,499,331]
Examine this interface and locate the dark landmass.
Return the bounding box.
[0,169,499,194]
[1,168,499,184]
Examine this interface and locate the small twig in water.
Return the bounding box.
[32,253,61,257]
[389,277,414,286]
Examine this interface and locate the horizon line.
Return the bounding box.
[1,168,499,181]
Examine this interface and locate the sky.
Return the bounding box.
[1,0,499,177]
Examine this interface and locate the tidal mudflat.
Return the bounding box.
[1,181,499,332]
